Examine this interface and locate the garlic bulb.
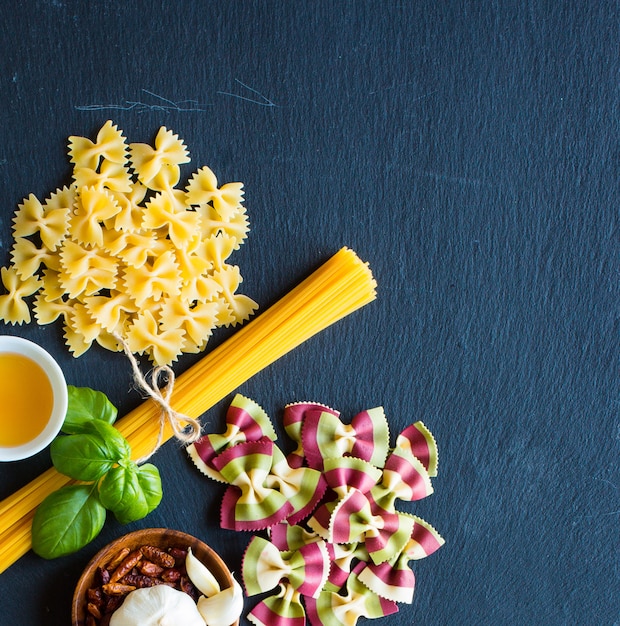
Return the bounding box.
[197,577,244,626]
[185,547,221,597]
[109,585,205,626]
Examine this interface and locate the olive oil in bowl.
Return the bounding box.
[0,336,67,461]
[0,353,54,447]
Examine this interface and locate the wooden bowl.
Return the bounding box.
[72,528,238,626]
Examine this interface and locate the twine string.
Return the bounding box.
[113,334,202,464]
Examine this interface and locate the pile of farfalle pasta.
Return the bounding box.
[187,394,444,626]
[0,121,257,365]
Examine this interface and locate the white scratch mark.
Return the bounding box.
[75,89,211,112]
[216,79,278,107]
[75,81,278,112]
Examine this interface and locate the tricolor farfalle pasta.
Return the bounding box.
[320,457,384,497]
[304,565,399,626]
[214,439,294,531]
[242,535,330,599]
[188,395,445,625]
[269,521,327,553]
[213,437,326,532]
[247,583,305,626]
[358,556,417,605]
[187,394,277,482]
[268,446,327,527]
[282,401,339,469]
[369,445,434,511]
[319,489,417,566]
[300,406,390,470]
[397,421,439,477]
[357,517,445,604]
[324,542,369,592]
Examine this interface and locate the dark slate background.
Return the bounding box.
[0,2,618,624]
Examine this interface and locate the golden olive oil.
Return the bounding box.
[0,352,54,447]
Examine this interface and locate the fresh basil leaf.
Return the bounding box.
[136,463,163,513]
[98,462,145,523]
[80,419,131,458]
[51,420,130,481]
[62,385,118,434]
[31,484,106,559]
[99,462,162,524]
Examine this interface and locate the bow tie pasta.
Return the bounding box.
[0,121,257,366]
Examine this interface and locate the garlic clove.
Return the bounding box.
[185,547,221,597]
[197,577,244,626]
[109,585,205,626]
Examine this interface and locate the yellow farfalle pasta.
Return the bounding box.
[10,238,51,278]
[12,194,47,238]
[175,243,211,281]
[186,166,245,220]
[159,297,222,349]
[83,291,136,332]
[63,325,93,358]
[182,269,222,304]
[43,186,75,212]
[129,126,190,190]
[142,190,201,249]
[202,233,237,270]
[58,240,119,298]
[73,159,133,194]
[126,309,186,366]
[212,264,257,326]
[33,293,72,325]
[37,269,67,303]
[114,232,161,268]
[122,250,181,307]
[68,302,102,344]
[194,202,250,248]
[68,120,128,170]
[13,193,71,252]
[70,187,122,247]
[106,184,148,232]
[0,267,40,325]
[0,122,257,365]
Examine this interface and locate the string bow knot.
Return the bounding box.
[115,333,201,463]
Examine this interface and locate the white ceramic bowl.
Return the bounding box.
[0,336,67,461]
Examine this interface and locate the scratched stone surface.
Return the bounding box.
[0,2,618,625]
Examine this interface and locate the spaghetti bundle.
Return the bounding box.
[0,247,376,573]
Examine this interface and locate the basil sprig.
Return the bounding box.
[99,461,162,525]
[51,420,131,482]
[31,386,163,559]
